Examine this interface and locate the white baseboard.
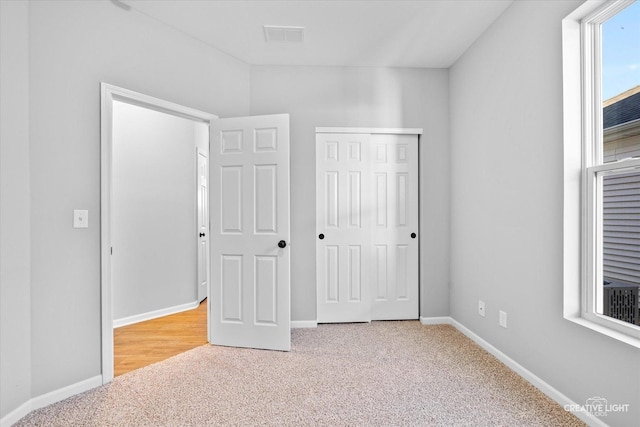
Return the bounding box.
[113,300,199,328]
[0,375,102,427]
[31,375,102,411]
[420,316,607,427]
[292,320,317,329]
[420,316,453,325]
[1,400,31,427]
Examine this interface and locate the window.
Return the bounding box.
[563,0,640,347]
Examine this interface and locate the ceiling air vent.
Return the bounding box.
[264,26,305,43]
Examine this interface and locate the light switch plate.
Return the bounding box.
[74,209,88,228]
[478,300,486,317]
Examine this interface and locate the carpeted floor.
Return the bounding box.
[14,322,585,426]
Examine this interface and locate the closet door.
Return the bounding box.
[370,134,419,320]
[316,133,372,322]
[316,131,419,323]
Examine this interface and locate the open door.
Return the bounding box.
[210,114,291,351]
[197,147,209,302]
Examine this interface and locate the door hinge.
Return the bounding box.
[110,247,113,255]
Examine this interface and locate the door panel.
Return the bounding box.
[325,172,339,227]
[371,134,419,320]
[348,245,362,301]
[375,244,388,300]
[221,255,243,322]
[316,133,372,323]
[375,173,388,227]
[396,245,409,298]
[211,114,290,351]
[221,166,243,233]
[255,255,277,324]
[255,165,278,233]
[326,245,339,302]
[348,172,361,227]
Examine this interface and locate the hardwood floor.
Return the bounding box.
[113,299,208,377]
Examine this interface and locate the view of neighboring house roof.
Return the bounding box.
[604,85,640,129]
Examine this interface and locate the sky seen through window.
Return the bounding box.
[602,0,640,100]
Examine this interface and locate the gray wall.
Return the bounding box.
[112,102,205,321]
[449,1,640,425]
[250,66,450,321]
[0,0,32,417]
[25,0,250,403]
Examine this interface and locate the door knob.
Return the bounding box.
[411,233,416,239]
[319,234,325,240]
[199,232,206,237]
[278,240,287,248]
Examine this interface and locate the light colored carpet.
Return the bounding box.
[14,322,584,426]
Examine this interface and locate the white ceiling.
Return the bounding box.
[122,0,513,68]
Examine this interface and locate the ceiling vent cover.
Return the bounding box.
[264,26,305,43]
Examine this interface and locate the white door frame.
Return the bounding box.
[100,83,217,383]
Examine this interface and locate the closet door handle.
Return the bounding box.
[199,232,206,238]
[319,234,325,240]
[278,240,287,249]
[411,233,416,239]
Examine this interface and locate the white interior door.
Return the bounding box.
[370,134,419,320]
[197,147,209,302]
[316,131,419,323]
[210,114,290,351]
[316,133,372,322]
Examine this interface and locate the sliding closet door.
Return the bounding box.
[370,134,419,320]
[316,131,419,323]
[316,133,372,322]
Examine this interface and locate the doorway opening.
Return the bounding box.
[101,83,218,383]
[113,299,208,376]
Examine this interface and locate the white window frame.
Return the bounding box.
[563,0,640,348]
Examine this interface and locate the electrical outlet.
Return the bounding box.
[73,209,88,228]
[478,300,486,317]
[499,310,507,328]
